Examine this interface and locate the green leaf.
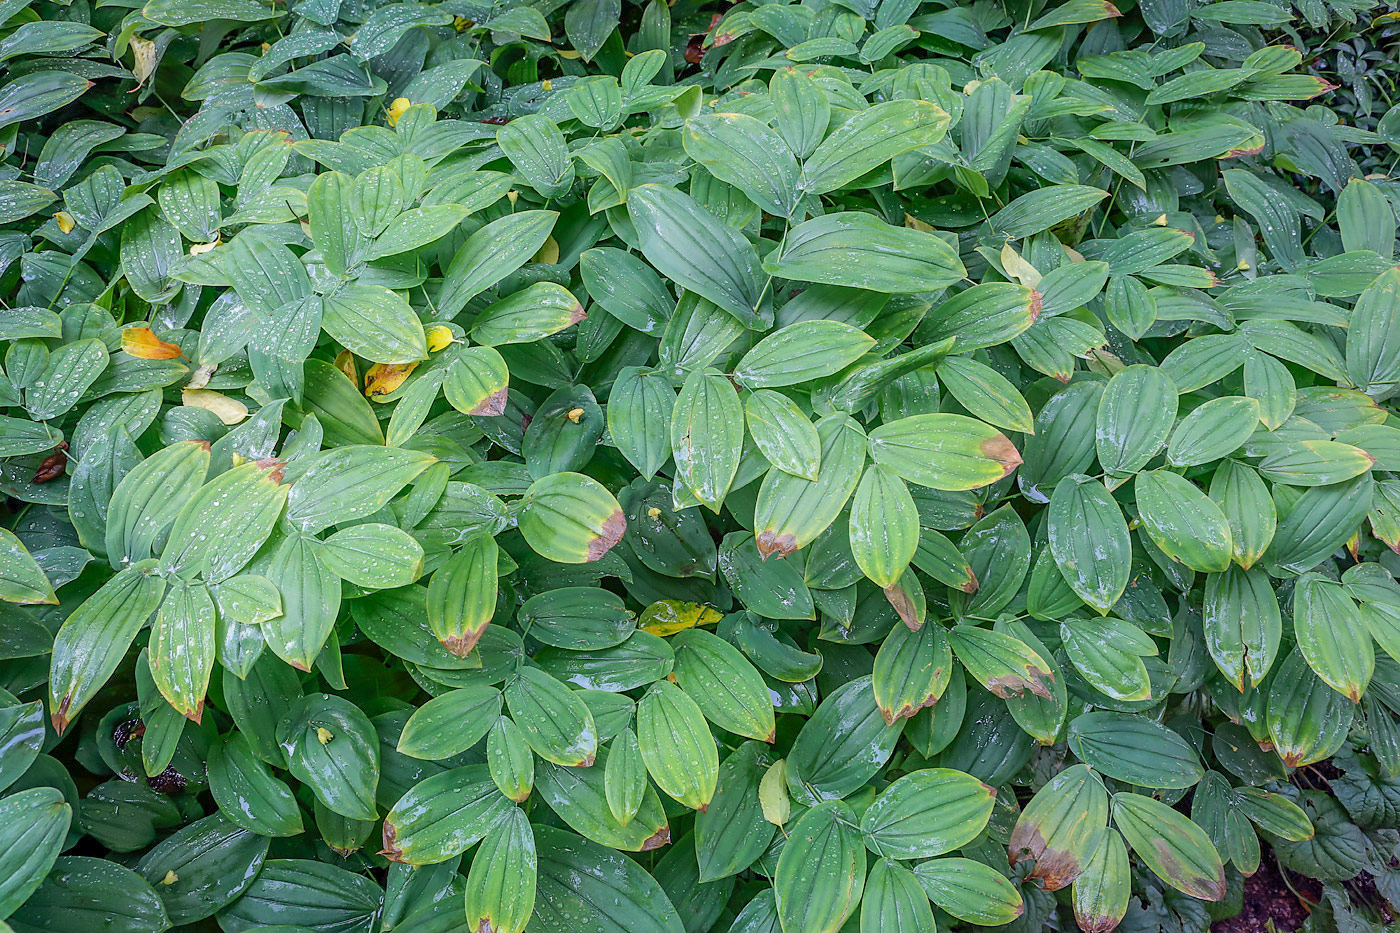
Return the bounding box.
[609,367,675,480]
[426,533,498,657]
[533,826,684,933]
[0,71,91,131]
[318,523,424,589]
[1047,475,1131,613]
[214,859,378,932]
[471,282,585,347]
[849,464,919,588]
[258,532,340,672]
[672,628,774,742]
[147,581,216,722]
[520,586,634,650]
[801,100,950,194]
[860,858,936,933]
[786,676,903,805]
[1204,564,1282,689]
[684,113,801,218]
[1134,469,1233,572]
[745,389,821,480]
[276,693,380,821]
[1069,712,1204,789]
[695,742,775,881]
[988,186,1108,238]
[49,562,166,733]
[1166,396,1261,467]
[504,666,597,767]
[921,283,1040,351]
[579,248,672,335]
[860,768,995,858]
[0,528,53,604]
[382,765,512,865]
[486,716,534,802]
[754,413,866,558]
[937,356,1035,434]
[207,733,304,838]
[671,368,744,512]
[135,813,269,925]
[159,458,288,582]
[321,284,427,365]
[736,321,875,389]
[1096,365,1177,481]
[913,857,1024,925]
[1293,572,1373,702]
[628,185,768,329]
[104,440,210,569]
[637,680,718,810]
[397,685,502,761]
[1059,616,1155,702]
[518,472,626,564]
[438,211,558,318]
[8,856,171,933]
[774,801,866,933]
[286,445,435,535]
[0,788,70,917]
[463,807,535,933]
[764,212,965,293]
[1111,792,1226,900]
[536,747,670,851]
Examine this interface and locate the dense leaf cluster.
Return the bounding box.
[1,0,1400,930]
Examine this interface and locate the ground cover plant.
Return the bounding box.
[1,0,1400,930]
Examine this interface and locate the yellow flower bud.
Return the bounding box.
[386,97,411,126]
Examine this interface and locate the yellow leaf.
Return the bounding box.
[903,213,934,233]
[122,327,183,360]
[190,237,220,256]
[532,236,560,264]
[181,389,249,425]
[638,599,723,637]
[54,211,75,234]
[1000,243,1042,288]
[335,349,358,384]
[425,324,454,353]
[365,361,419,399]
[759,759,790,826]
[130,35,158,89]
[387,97,411,126]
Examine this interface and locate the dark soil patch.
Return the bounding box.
[1212,854,1311,933]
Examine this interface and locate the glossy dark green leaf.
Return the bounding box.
[382,765,512,864]
[276,693,380,821]
[1047,475,1130,613]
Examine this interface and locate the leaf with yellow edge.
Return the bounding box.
[365,362,420,399]
[637,599,723,636]
[122,327,182,360]
[181,389,249,425]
